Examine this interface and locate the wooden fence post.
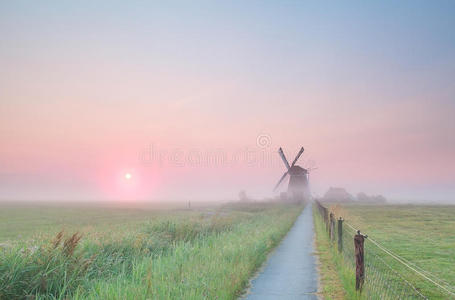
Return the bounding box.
[329,213,335,241]
[337,217,343,253]
[354,230,365,292]
[324,208,329,232]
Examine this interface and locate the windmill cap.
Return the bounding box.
[288,165,308,175]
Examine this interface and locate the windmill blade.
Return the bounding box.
[273,171,289,191]
[278,147,291,170]
[290,147,304,167]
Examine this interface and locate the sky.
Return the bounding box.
[1,1,455,202]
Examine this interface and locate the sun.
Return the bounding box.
[125,173,132,180]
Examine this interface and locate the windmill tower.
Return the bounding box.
[273,147,311,202]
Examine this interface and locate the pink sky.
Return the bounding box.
[1,1,454,202]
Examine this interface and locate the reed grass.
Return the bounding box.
[0,202,302,299]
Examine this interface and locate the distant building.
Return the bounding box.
[321,187,355,203]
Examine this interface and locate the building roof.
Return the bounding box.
[288,165,308,175]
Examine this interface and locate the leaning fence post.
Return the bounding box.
[328,212,332,238]
[329,213,335,241]
[354,230,365,292]
[324,208,329,232]
[337,217,343,253]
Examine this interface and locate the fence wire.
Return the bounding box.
[314,200,455,300]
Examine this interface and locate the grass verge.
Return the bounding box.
[312,205,358,300]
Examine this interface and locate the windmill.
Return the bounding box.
[273,147,311,202]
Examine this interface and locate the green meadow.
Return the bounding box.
[315,203,455,299]
[0,201,303,300]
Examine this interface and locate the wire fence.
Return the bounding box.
[314,200,455,300]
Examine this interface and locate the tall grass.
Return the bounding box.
[0,203,302,299]
[0,232,90,299]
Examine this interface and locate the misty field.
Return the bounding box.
[0,202,303,300]
[317,203,455,299]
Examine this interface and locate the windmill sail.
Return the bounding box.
[278,147,291,170]
[290,147,304,167]
[274,171,289,191]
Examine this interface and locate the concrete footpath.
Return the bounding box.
[244,203,319,300]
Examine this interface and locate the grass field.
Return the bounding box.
[0,201,303,300]
[318,203,455,299]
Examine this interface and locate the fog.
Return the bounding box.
[1,1,455,204]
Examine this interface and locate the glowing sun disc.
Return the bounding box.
[125,173,132,180]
